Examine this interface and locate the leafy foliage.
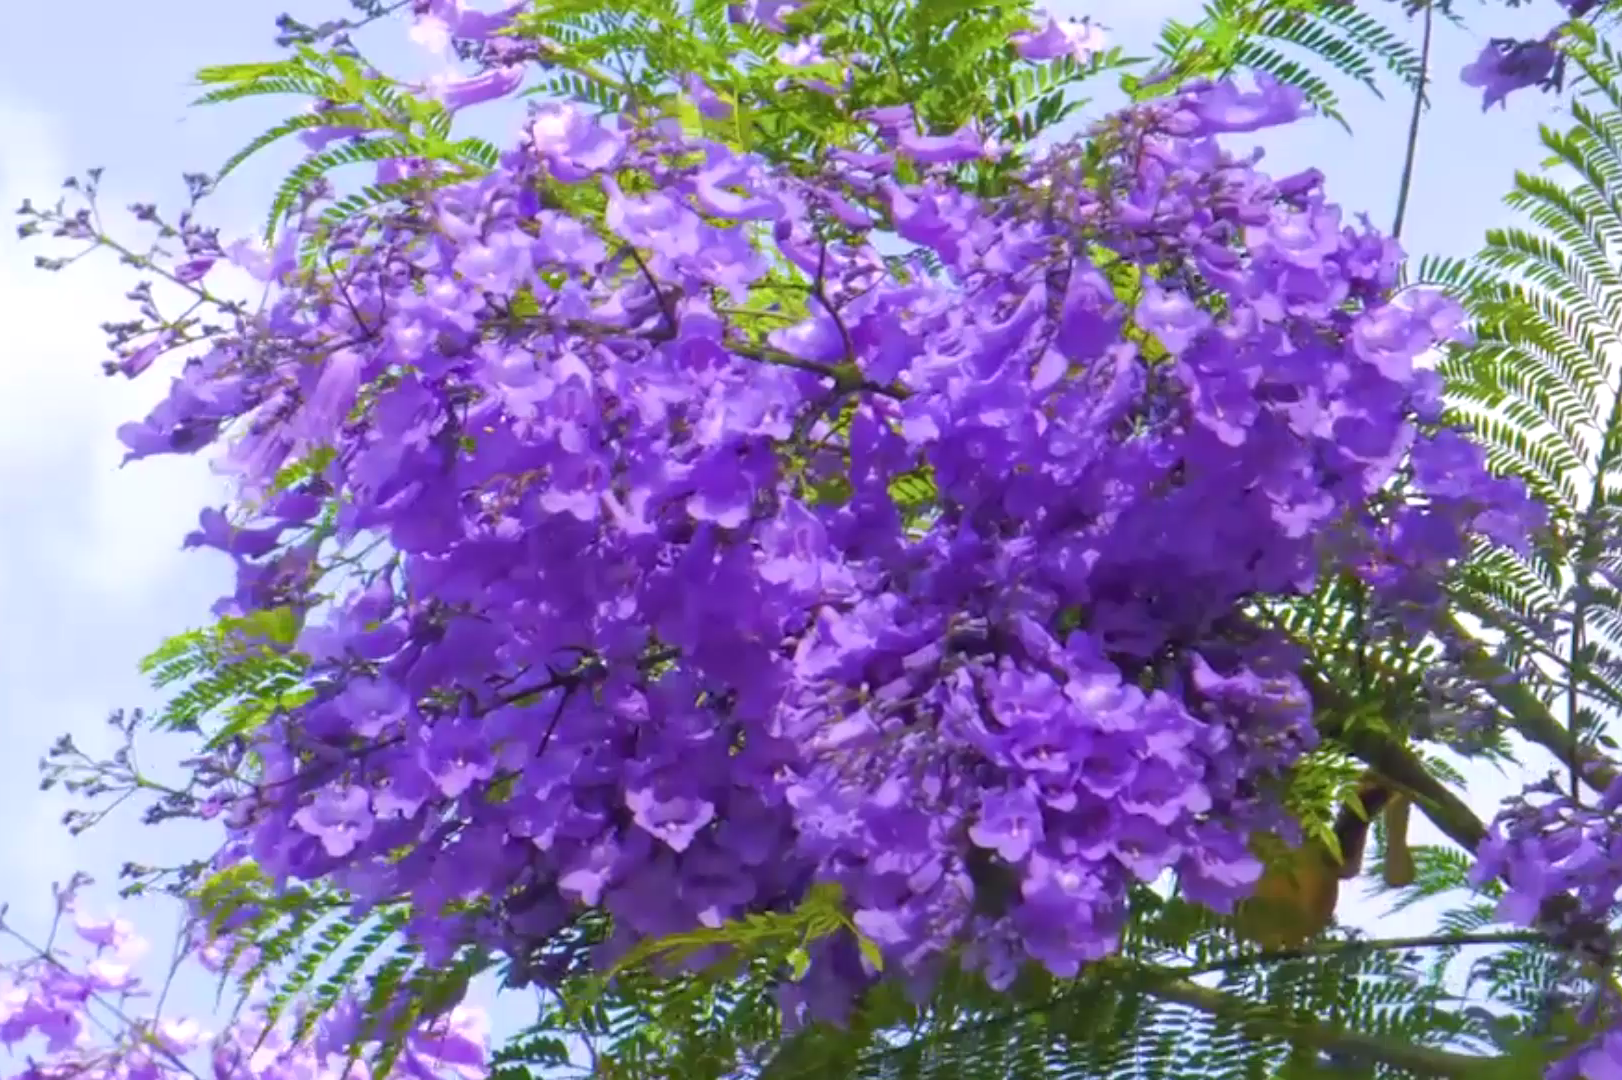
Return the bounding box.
[194,46,495,246]
[1140,0,1430,130]
[492,887,1507,1080]
[141,608,308,746]
[1412,22,1622,766]
[192,0,1442,243]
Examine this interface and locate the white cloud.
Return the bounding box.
[0,95,242,926]
[0,96,245,602]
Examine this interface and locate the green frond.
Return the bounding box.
[197,862,490,1075]
[193,76,338,108]
[140,610,307,741]
[1257,575,1440,707]
[194,60,316,85]
[887,468,938,522]
[1291,1,1427,90]
[1440,403,1586,521]
[217,112,387,186]
[1556,19,1622,111]
[265,137,423,239]
[531,72,626,112]
[1139,0,1427,132]
[299,167,476,265]
[279,910,404,1038]
[1448,293,1611,439]
[1401,253,1501,294]
[140,628,214,684]
[1250,10,1385,97]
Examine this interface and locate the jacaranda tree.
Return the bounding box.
[20,0,1622,1077]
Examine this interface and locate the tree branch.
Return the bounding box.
[1304,669,1488,851]
[1177,930,1546,978]
[1443,612,1618,794]
[1144,976,1484,1077]
[1306,657,1617,965]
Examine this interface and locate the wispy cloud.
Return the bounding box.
[0,94,237,928]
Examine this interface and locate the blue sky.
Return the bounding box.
[0,0,1589,1055]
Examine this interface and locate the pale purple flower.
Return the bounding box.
[292,785,375,857]
[1463,36,1560,111]
[529,102,626,179]
[428,64,524,110]
[1012,14,1105,64]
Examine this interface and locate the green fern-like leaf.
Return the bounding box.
[1418,36,1622,779]
[1139,0,1427,132]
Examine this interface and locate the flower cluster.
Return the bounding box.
[0,887,488,1080]
[1472,775,1622,1076]
[1458,0,1605,110]
[94,42,1543,1018]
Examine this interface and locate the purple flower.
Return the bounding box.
[365,758,433,823]
[693,158,782,220]
[1401,287,1470,345]
[758,499,830,590]
[299,118,369,150]
[407,1006,489,1080]
[897,122,998,165]
[730,0,799,32]
[1247,204,1343,269]
[1350,303,1430,381]
[529,103,625,180]
[679,846,758,926]
[686,452,758,528]
[1411,430,1490,499]
[1137,286,1211,354]
[292,786,375,857]
[1178,73,1307,135]
[1011,14,1106,64]
[681,74,733,119]
[1462,36,1561,111]
[776,35,826,68]
[422,723,497,799]
[412,0,523,50]
[71,911,137,953]
[335,677,411,738]
[453,228,533,292]
[224,231,296,283]
[429,65,523,110]
[292,346,367,444]
[115,330,175,378]
[182,507,283,559]
[1176,826,1264,913]
[768,310,845,363]
[174,257,215,283]
[627,785,718,853]
[969,787,1046,863]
